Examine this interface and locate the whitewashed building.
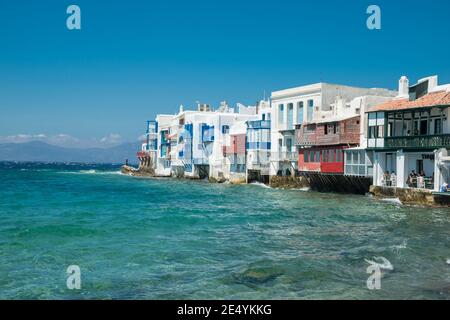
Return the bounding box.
[367,75,450,192]
[270,83,397,177]
[169,102,258,180]
[246,100,272,183]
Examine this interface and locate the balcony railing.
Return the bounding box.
[193,158,209,165]
[271,151,297,162]
[384,134,450,149]
[247,120,271,130]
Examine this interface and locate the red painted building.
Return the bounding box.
[222,134,246,156]
[296,116,361,174]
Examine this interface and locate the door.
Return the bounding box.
[420,120,428,135]
[417,159,424,175]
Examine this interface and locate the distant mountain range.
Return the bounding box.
[0,141,140,164]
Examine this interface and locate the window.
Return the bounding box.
[305,124,316,133]
[420,120,428,135]
[434,119,442,134]
[330,149,336,162]
[278,104,284,124]
[369,126,376,138]
[345,150,371,177]
[287,103,294,128]
[307,100,314,122]
[286,138,292,150]
[222,125,230,134]
[304,151,309,163]
[377,125,384,138]
[310,151,315,162]
[297,102,304,124]
[336,149,342,162]
[387,122,393,137]
[324,125,328,135]
[369,125,384,138]
[333,123,338,134]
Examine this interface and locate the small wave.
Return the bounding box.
[249,182,271,189]
[61,170,123,175]
[80,170,97,174]
[391,240,407,252]
[380,197,403,205]
[446,259,450,265]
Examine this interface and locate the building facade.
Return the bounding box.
[367,76,450,191]
[246,100,271,183]
[270,83,396,177]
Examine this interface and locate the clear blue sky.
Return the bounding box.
[1,0,449,146]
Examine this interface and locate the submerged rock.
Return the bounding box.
[232,266,284,286]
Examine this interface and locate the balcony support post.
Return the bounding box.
[396,149,406,188]
[401,111,405,137]
[392,112,396,138]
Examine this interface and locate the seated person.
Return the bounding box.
[390,172,397,186]
[382,171,390,186]
[440,183,449,193]
[417,175,425,188]
[407,171,416,187]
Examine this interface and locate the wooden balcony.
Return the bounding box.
[296,117,360,147]
[384,134,450,149]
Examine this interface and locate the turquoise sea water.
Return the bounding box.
[1,162,450,300]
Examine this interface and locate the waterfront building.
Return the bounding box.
[137,120,158,172]
[246,100,272,183]
[154,114,173,177]
[173,102,258,180]
[222,120,248,183]
[367,75,450,192]
[270,83,396,178]
[168,105,186,177]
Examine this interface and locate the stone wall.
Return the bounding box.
[269,176,310,189]
[369,185,450,206]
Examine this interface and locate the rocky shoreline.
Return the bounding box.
[121,165,449,207]
[121,165,155,177]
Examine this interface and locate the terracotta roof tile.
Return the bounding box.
[368,90,450,112]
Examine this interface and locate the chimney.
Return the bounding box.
[398,76,409,99]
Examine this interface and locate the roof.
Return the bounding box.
[367,90,450,112]
[313,114,360,125]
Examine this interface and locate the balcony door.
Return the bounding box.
[287,104,294,129]
[420,120,428,135]
[307,100,314,122]
[286,137,292,152]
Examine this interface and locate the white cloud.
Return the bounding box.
[100,133,122,145]
[0,134,48,144]
[0,133,125,149]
